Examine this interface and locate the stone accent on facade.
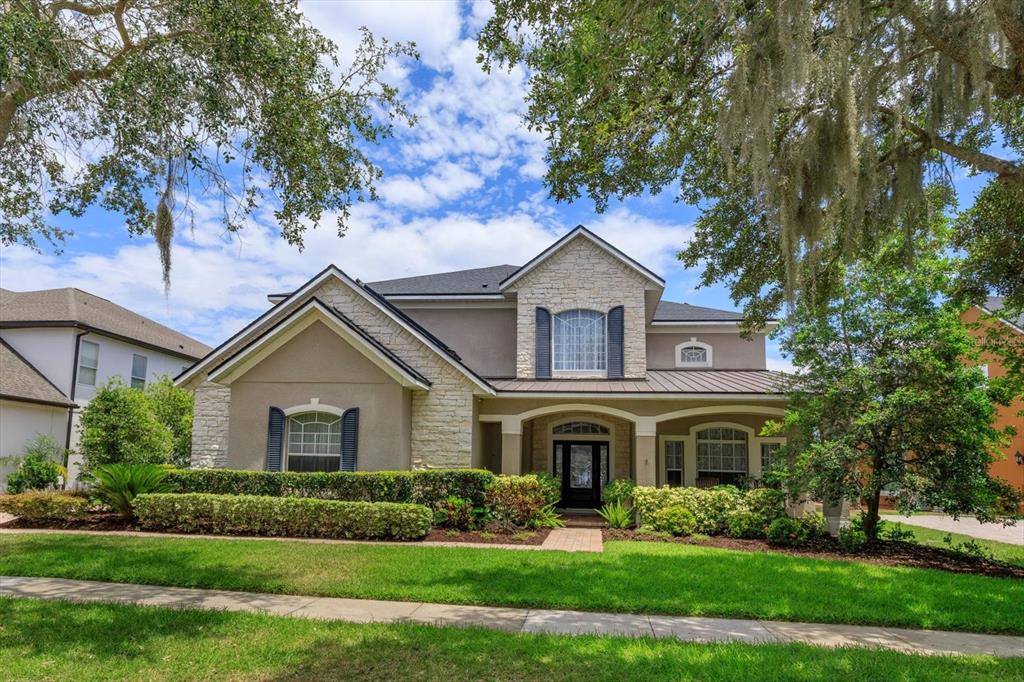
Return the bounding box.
[526,411,633,481]
[508,235,653,379]
[190,381,231,468]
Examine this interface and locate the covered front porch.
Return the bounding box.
[477,398,787,507]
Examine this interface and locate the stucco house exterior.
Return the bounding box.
[962,297,1024,503]
[178,227,786,507]
[0,288,210,485]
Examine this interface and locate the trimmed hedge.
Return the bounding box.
[133,493,432,540]
[0,492,91,522]
[633,486,744,535]
[162,468,494,507]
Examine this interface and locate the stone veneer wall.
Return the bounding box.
[189,276,478,469]
[510,236,651,378]
[527,412,633,481]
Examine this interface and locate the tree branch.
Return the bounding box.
[45,1,118,17]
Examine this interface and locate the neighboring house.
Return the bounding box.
[962,297,1024,502]
[178,227,786,507]
[0,287,210,485]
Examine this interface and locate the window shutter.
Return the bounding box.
[341,408,360,472]
[265,407,285,471]
[607,305,624,378]
[535,307,552,378]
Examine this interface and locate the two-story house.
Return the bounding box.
[0,288,210,484]
[178,227,786,507]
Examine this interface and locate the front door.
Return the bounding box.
[554,440,605,508]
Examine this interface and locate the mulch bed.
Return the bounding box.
[603,529,1024,579]
[1,516,550,546]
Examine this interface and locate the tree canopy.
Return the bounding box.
[479,0,1024,322]
[1,0,415,288]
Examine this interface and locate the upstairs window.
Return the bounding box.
[553,309,606,371]
[675,339,712,368]
[286,412,341,472]
[78,341,99,386]
[131,354,148,389]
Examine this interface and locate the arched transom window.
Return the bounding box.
[675,339,712,368]
[552,421,610,435]
[286,412,341,472]
[553,309,606,371]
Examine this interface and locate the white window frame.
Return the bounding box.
[695,425,749,475]
[659,436,686,487]
[759,439,785,473]
[552,309,607,373]
[674,338,713,368]
[131,353,148,389]
[78,340,99,386]
[285,410,343,472]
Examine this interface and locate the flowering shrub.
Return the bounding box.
[633,485,743,534]
[603,478,635,506]
[652,505,697,536]
[531,472,562,506]
[727,509,767,538]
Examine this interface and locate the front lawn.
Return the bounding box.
[885,522,1024,567]
[2,533,1022,634]
[2,598,1020,681]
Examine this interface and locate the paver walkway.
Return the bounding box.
[540,528,603,552]
[2,576,1021,658]
[887,514,1023,545]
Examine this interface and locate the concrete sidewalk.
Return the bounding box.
[886,514,1023,545]
[2,576,1021,658]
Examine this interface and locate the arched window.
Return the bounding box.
[552,421,609,435]
[675,339,712,368]
[553,309,606,371]
[286,412,342,472]
[695,427,748,486]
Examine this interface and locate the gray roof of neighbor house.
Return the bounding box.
[985,296,1024,330]
[367,265,521,296]
[0,338,75,407]
[491,370,784,395]
[653,301,745,322]
[0,288,211,360]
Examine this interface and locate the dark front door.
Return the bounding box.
[554,440,605,508]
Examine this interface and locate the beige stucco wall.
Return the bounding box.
[222,321,411,470]
[508,235,653,379]
[646,332,767,370]
[400,307,516,378]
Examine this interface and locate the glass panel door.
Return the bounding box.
[569,444,593,488]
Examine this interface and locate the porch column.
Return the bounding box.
[634,418,657,486]
[500,417,522,475]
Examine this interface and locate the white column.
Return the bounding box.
[500,417,522,475]
[634,418,657,486]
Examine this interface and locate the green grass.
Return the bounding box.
[2,534,1023,634]
[881,521,1024,567]
[1,598,1020,681]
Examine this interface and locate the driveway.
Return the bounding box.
[888,514,1023,546]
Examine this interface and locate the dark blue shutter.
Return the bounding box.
[535,307,552,378]
[607,306,624,378]
[341,408,359,472]
[265,407,284,471]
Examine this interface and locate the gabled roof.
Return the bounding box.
[0,287,210,360]
[653,301,745,323]
[500,225,665,290]
[367,265,520,297]
[207,299,431,390]
[982,296,1024,332]
[0,338,75,408]
[178,266,495,395]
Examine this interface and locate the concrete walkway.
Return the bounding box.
[2,576,1021,658]
[540,528,603,552]
[887,514,1023,545]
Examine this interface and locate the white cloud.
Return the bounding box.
[380,161,484,209]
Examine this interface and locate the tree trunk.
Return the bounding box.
[0,94,15,149]
[862,483,883,541]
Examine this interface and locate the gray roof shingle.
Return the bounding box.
[0,338,75,407]
[367,264,520,296]
[0,288,210,360]
[653,301,744,322]
[985,296,1024,330]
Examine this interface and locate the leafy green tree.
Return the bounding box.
[79,379,173,472]
[766,230,1021,540]
[479,0,1024,323]
[5,435,67,493]
[144,375,193,468]
[1,0,415,287]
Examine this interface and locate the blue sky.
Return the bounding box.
[0,1,990,371]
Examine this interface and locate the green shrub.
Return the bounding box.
[652,504,697,536]
[0,491,90,522]
[162,468,493,507]
[144,377,194,468]
[798,511,827,539]
[727,509,767,539]
[90,463,175,517]
[632,485,742,535]
[485,475,550,530]
[133,493,431,540]
[527,503,566,529]
[5,436,66,493]
[79,379,173,471]
[879,521,916,543]
[742,487,786,524]
[766,516,809,547]
[434,495,474,530]
[596,499,634,529]
[837,526,868,552]
[531,472,561,506]
[603,478,635,506]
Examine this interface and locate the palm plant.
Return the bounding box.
[90,464,174,517]
[596,500,634,529]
